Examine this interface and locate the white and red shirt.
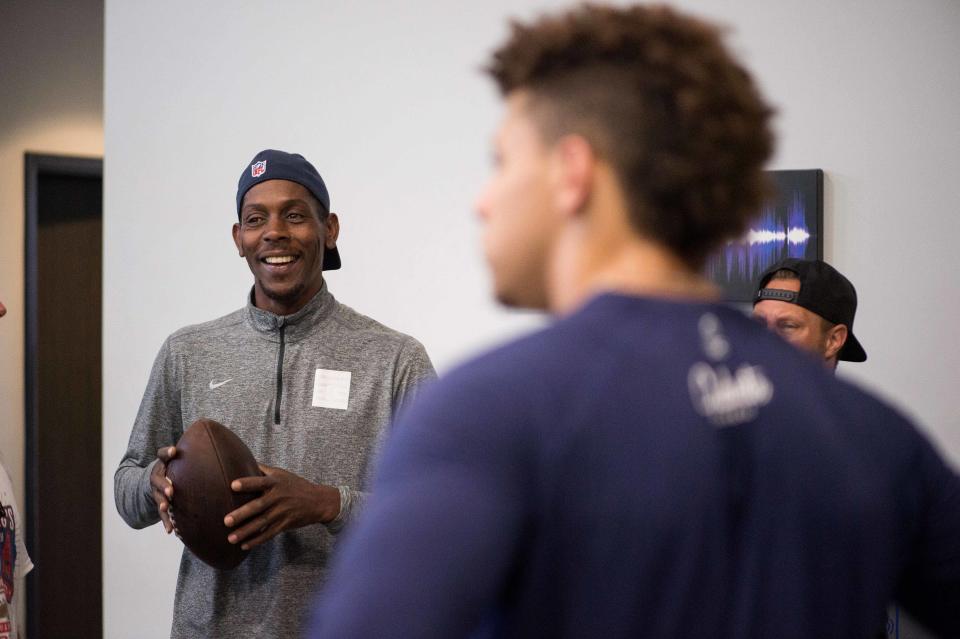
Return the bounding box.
[0,463,33,639]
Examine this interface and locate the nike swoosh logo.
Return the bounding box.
[208,379,233,390]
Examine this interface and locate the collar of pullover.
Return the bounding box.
[245,282,337,342]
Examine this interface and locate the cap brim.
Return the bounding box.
[838,332,867,362]
[322,246,341,271]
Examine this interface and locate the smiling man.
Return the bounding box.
[308,6,960,638]
[114,149,435,638]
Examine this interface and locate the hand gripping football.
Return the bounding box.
[165,418,263,570]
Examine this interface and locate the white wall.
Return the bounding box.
[103,1,960,637]
[0,1,103,635]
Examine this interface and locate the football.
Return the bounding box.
[165,418,263,570]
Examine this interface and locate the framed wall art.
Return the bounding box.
[705,169,823,302]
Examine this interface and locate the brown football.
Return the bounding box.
[165,418,263,570]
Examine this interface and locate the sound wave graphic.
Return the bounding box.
[745,227,810,246]
[707,190,814,284]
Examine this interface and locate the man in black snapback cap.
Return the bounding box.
[752,258,866,370]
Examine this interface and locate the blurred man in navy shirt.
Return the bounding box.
[308,5,960,638]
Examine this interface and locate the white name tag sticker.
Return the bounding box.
[312,369,352,410]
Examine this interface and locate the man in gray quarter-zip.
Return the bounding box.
[114,149,436,638]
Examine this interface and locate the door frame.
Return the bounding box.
[23,152,103,638]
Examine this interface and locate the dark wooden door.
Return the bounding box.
[25,154,102,639]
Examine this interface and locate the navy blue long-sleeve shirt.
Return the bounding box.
[308,293,960,638]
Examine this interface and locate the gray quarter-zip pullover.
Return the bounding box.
[115,283,435,638]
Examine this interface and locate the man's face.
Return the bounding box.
[475,93,562,310]
[232,179,339,316]
[752,277,837,363]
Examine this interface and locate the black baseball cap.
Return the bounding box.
[236,149,341,270]
[754,258,866,362]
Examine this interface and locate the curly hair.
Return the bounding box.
[487,4,775,269]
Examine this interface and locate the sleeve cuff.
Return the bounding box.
[141,459,159,501]
[324,485,351,534]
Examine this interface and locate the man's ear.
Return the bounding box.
[551,134,595,218]
[232,222,244,257]
[824,323,849,361]
[325,213,340,249]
